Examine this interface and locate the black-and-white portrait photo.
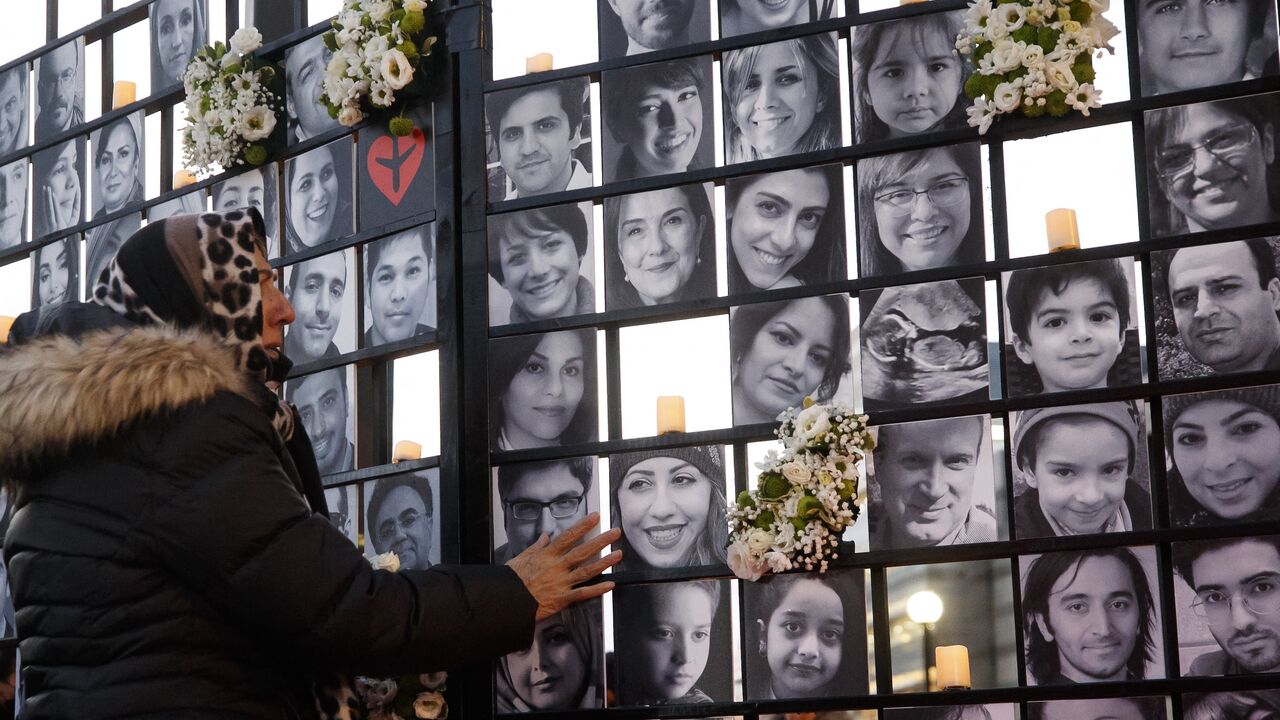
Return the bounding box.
[1021,546,1164,685]
[282,247,357,365]
[485,77,592,200]
[490,202,595,325]
[30,236,79,309]
[851,11,969,144]
[285,365,356,476]
[613,579,733,705]
[492,457,597,564]
[609,445,728,572]
[359,99,434,224]
[867,414,998,550]
[602,184,714,311]
[723,33,841,164]
[1011,401,1153,539]
[0,63,30,156]
[730,294,853,425]
[323,484,358,546]
[726,163,846,295]
[602,56,714,183]
[214,167,279,257]
[1162,384,1280,527]
[284,139,353,256]
[1184,691,1280,720]
[1029,697,1167,720]
[34,38,84,142]
[857,143,985,277]
[720,0,837,38]
[860,277,989,412]
[363,224,436,347]
[1173,534,1280,676]
[32,137,84,240]
[285,34,340,145]
[489,329,598,451]
[86,214,141,291]
[497,598,604,712]
[1145,92,1280,238]
[147,189,206,222]
[150,0,208,91]
[742,569,868,700]
[1002,257,1142,397]
[0,159,28,251]
[90,112,145,219]
[598,0,711,59]
[885,705,1017,720]
[1138,0,1278,96]
[364,470,441,570]
[1152,238,1280,379]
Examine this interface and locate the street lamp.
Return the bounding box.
[906,590,943,690]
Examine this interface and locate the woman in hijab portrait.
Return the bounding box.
[30,236,79,308]
[720,0,837,38]
[489,329,599,451]
[284,141,353,255]
[495,600,604,712]
[151,0,208,90]
[603,183,717,310]
[91,114,145,219]
[602,57,714,183]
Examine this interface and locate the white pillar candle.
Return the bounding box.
[935,645,971,691]
[112,81,136,109]
[525,53,554,74]
[657,396,686,435]
[1046,208,1081,253]
[393,440,423,463]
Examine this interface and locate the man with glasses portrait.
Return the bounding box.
[494,458,592,563]
[1174,536,1280,676]
[366,473,436,571]
[34,40,83,142]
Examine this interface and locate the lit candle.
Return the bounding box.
[393,440,423,463]
[0,317,14,345]
[173,170,197,189]
[900,0,929,5]
[526,53,554,74]
[657,396,686,435]
[935,645,971,691]
[1046,208,1081,253]
[112,80,136,109]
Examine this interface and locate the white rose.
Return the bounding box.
[220,51,242,70]
[230,27,263,55]
[994,3,1026,31]
[371,551,400,572]
[795,404,832,440]
[404,0,428,10]
[981,42,1023,74]
[380,49,415,91]
[368,1,393,22]
[1045,61,1077,92]
[413,691,446,720]
[338,105,364,127]
[239,105,276,141]
[781,461,812,486]
[747,528,775,553]
[1020,44,1044,67]
[992,82,1022,113]
[727,541,767,581]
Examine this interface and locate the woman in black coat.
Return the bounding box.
[0,209,619,719]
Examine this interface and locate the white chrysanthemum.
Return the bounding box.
[966,95,998,134]
[366,0,393,22]
[1069,83,1102,115]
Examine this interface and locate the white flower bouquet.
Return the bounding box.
[955,0,1120,133]
[181,27,281,173]
[323,0,439,136]
[727,399,874,581]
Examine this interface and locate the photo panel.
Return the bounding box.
[285,364,357,476]
[0,159,29,251]
[213,165,280,258]
[719,0,839,39]
[602,184,716,311]
[150,0,208,92]
[33,37,85,143]
[322,483,358,546]
[282,246,359,365]
[1010,400,1153,539]
[608,445,728,572]
[725,163,847,296]
[146,187,206,222]
[1019,545,1166,685]
[485,76,593,201]
[283,137,354,257]
[1144,92,1280,239]
[601,55,715,184]
[741,567,869,700]
[362,223,437,349]
[85,213,141,292]
[1152,237,1280,381]
[489,328,599,451]
[884,705,1017,720]
[491,456,600,563]
[89,111,145,219]
[722,32,842,165]
[32,137,86,240]
[856,143,986,278]
[1000,257,1142,398]
[496,597,605,712]
[1028,696,1167,720]
[285,33,341,145]
[729,293,854,426]
[612,579,734,705]
[597,0,711,61]
[1162,384,1280,528]
[1184,691,1280,719]
[30,235,80,309]
[859,277,989,412]
[1137,0,1279,96]
[358,99,435,225]
[850,11,969,144]
[867,414,998,551]
[490,201,597,325]
[0,63,31,156]
[362,468,442,570]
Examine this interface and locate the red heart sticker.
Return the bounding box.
[366,128,426,206]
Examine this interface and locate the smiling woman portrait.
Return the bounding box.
[284,140,354,255]
[496,599,604,712]
[489,329,599,450]
[489,203,595,325]
[602,56,715,183]
[90,114,145,219]
[603,183,716,310]
[720,0,837,38]
[150,0,208,90]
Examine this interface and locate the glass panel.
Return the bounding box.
[113,21,151,100]
[3,7,46,64]
[492,0,599,81]
[392,349,442,459]
[59,3,101,37]
[0,256,32,316]
[619,315,731,438]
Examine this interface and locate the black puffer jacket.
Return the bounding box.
[0,304,536,719]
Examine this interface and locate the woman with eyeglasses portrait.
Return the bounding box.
[91,114,144,220]
[1145,93,1280,238]
[858,143,985,277]
[489,329,598,451]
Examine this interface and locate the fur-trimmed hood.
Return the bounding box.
[0,325,252,474]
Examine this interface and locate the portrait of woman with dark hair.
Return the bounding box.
[857,143,985,277]
[730,295,851,425]
[284,140,353,255]
[496,600,604,712]
[602,56,714,183]
[1185,691,1280,720]
[720,0,837,38]
[33,138,84,240]
[489,203,595,325]
[364,225,436,347]
[0,159,27,251]
[603,183,716,310]
[1145,93,1280,238]
[90,113,145,219]
[150,0,208,90]
[742,569,868,700]
[489,329,598,450]
[214,167,279,257]
[31,236,79,309]
[850,11,970,143]
[0,64,30,157]
[86,214,141,291]
[723,33,841,164]
[613,580,733,705]
[726,164,846,295]
[609,445,728,572]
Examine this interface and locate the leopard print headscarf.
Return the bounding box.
[91,209,296,440]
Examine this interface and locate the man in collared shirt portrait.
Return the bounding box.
[486,78,592,200]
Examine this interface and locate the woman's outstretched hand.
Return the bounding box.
[505,513,622,622]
